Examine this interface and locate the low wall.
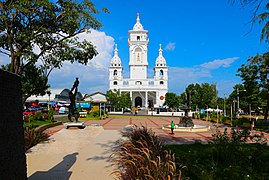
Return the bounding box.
[0,70,27,179]
[148,111,193,117]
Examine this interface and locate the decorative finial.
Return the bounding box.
[136,13,140,22]
[159,43,163,55]
[114,44,118,55]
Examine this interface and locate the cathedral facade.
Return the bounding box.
[109,14,168,109]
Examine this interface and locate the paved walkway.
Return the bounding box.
[27,116,269,179]
[27,126,120,180]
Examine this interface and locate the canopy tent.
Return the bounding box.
[214,108,223,112]
[76,102,91,109]
[205,108,214,112]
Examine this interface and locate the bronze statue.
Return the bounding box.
[68,78,79,122]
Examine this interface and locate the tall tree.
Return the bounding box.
[0,0,108,101]
[164,92,180,109]
[237,53,269,119]
[231,0,269,42]
[106,89,132,111]
[181,83,218,109]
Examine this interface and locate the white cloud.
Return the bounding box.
[168,57,239,94]
[164,42,176,51]
[200,57,238,70]
[0,54,10,66]
[48,30,114,94]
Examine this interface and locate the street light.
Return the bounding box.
[206,105,209,121]
[237,88,246,118]
[224,94,226,117]
[47,90,51,110]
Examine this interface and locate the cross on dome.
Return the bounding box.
[111,44,121,66]
[133,13,144,30]
[159,44,163,55]
[114,44,118,54]
[136,13,140,22]
[156,43,166,66]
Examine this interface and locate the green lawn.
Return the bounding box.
[166,143,269,179]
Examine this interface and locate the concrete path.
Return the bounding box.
[27,126,121,180]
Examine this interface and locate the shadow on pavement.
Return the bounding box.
[28,152,78,180]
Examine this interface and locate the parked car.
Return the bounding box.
[23,109,36,116]
[123,108,132,113]
[59,107,69,114]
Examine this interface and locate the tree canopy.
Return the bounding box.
[0,0,108,101]
[164,92,180,109]
[106,89,132,111]
[180,83,218,110]
[237,53,269,119]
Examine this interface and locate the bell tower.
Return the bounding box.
[154,44,168,86]
[128,13,149,80]
[109,44,123,89]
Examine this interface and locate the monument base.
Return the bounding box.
[64,121,86,129]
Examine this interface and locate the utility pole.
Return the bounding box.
[237,88,240,118]
[224,94,226,117]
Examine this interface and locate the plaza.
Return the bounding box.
[26,116,269,179]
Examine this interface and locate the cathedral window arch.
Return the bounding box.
[113,70,118,76]
[135,47,142,62]
[160,81,164,85]
[137,36,140,41]
[135,81,142,85]
[113,81,118,85]
[160,70,164,76]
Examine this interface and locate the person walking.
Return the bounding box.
[171,120,175,135]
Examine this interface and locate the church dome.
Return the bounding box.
[155,44,166,66]
[111,44,122,66]
[133,13,144,31]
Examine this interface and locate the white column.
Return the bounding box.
[130,91,133,107]
[156,91,159,107]
[145,91,148,109]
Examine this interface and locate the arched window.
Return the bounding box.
[135,47,142,62]
[113,70,118,76]
[113,81,117,85]
[160,70,164,76]
[160,81,164,85]
[135,81,142,85]
[137,36,140,41]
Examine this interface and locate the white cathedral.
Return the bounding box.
[109,14,168,109]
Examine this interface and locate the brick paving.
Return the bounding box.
[47,116,269,144]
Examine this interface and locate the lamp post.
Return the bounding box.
[237,88,246,118]
[217,105,219,124]
[224,94,226,117]
[47,90,51,110]
[206,105,209,121]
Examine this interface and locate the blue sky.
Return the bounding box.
[0,0,267,97]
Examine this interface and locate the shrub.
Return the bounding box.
[34,111,44,121]
[43,113,49,120]
[24,127,49,152]
[212,128,250,145]
[48,107,54,121]
[92,110,100,117]
[110,125,182,179]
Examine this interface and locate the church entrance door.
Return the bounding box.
[148,99,153,108]
[135,97,142,107]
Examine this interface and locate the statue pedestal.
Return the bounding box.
[64,121,86,129]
